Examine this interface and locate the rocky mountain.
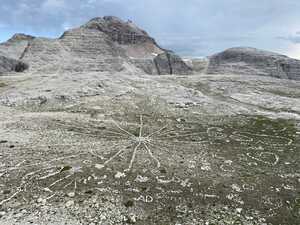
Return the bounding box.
[207,47,300,80]
[0,17,300,225]
[0,16,191,75]
[82,16,163,58]
[3,20,300,79]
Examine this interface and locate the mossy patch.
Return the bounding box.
[0,82,7,87]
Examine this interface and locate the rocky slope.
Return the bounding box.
[207,47,300,80]
[0,71,299,225]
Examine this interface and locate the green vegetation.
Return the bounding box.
[0,82,7,87]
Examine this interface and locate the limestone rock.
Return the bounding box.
[83,16,155,45]
[20,30,129,73]
[153,52,193,75]
[207,47,300,80]
[131,52,193,75]
[0,55,28,75]
[82,16,164,58]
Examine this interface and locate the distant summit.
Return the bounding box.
[82,16,154,45]
[207,47,300,80]
[0,33,35,60]
[7,33,35,43]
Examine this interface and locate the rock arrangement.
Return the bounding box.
[207,47,300,80]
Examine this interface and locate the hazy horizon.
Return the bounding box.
[1,0,300,59]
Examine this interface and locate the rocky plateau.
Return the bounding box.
[0,16,299,225]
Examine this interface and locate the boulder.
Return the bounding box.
[207,47,300,80]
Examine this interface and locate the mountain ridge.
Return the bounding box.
[0,16,192,75]
[0,17,300,79]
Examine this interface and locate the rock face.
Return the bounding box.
[5,16,191,75]
[131,52,193,75]
[0,55,28,74]
[83,16,159,49]
[207,47,300,80]
[20,30,129,73]
[154,52,193,75]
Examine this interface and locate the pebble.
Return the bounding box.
[14,212,23,218]
[67,192,75,198]
[126,214,137,223]
[99,215,106,220]
[231,184,242,192]
[236,208,243,213]
[134,175,149,183]
[66,200,74,207]
[0,211,6,217]
[95,164,104,170]
[115,171,126,179]
[37,198,47,204]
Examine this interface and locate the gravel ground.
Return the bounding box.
[0,71,299,224]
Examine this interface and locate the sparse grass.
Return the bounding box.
[0,82,7,87]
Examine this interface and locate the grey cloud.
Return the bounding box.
[278,32,300,44]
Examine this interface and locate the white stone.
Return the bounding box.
[95,164,104,170]
[65,200,74,207]
[134,175,149,183]
[115,171,126,179]
[231,184,242,192]
[236,208,243,213]
[67,192,75,197]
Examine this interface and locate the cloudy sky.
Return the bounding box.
[1,0,300,58]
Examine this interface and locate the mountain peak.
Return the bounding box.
[81,16,150,45]
[1,16,191,75]
[207,47,300,79]
[8,33,35,43]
